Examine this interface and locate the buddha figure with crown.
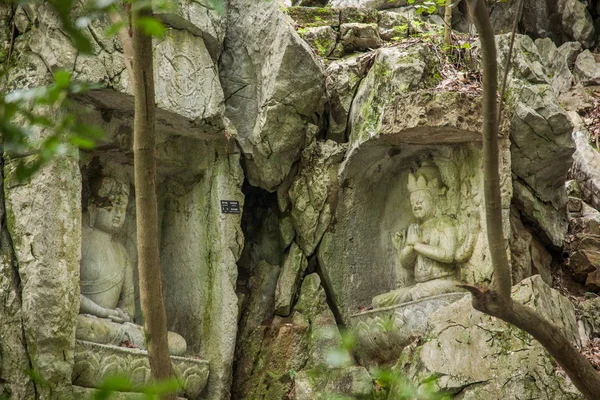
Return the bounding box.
[76,173,187,355]
[372,161,464,307]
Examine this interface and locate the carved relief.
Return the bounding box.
[351,152,481,363]
[372,157,479,308]
[73,340,209,398]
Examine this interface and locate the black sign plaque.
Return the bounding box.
[221,200,240,214]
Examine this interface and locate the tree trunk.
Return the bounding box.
[131,7,174,397]
[443,0,453,47]
[464,1,600,398]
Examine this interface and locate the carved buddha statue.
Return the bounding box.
[77,175,187,356]
[372,162,467,307]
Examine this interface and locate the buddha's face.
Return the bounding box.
[410,189,434,220]
[92,179,129,234]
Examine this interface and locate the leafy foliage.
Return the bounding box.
[1,69,104,180]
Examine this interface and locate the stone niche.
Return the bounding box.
[318,127,511,365]
[71,88,243,398]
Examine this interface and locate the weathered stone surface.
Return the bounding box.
[298,26,338,58]
[352,293,466,366]
[495,36,574,247]
[20,4,229,140]
[158,151,244,400]
[154,0,228,61]
[233,313,310,400]
[154,29,225,131]
[73,340,209,398]
[279,215,296,249]
[510,209,534,284]
[287,6,340,27]
[569,249,600,286]
[570,130,600,210]
[535,38,581,95]
[289,140,347,255]
[0,167,34,398]
[579,297,600,342]
[220,0,326,191]
[325,54,370,142]
[397,276,581,399]
[340,23,383,52]
[513,180,568,247]
[339,7,378,24]
[574,50,600,86]
[73,386,186,400]
[275,243,308,316]
[296,273,350,368]
[559,0,595,49]
[377,9,410,41]
[294,366,373,399]
[330,0,407,10]
[490,0,594,48]
[4,149,81,400]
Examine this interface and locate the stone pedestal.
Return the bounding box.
[351,293,466,366]
[72,340,209,398]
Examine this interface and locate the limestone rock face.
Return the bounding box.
[490,0,595,49]
[325,54,370,142]
[570,130,600,210]
[496,34,574,247]
[0,172,34,398]
[299,26,338,58]
[289,141,347,255]
[397,276,582,399]
[154,29,225,131]
[275,243,308,316]
[294,366,373,400]
[154,0,228,61]
[558,0,596,49]
[220,0,326,191]
[574,50,600,86]
[159,151,245,400]
[340,23,383,52]
[329,0,407,9]
[4,151,81,399]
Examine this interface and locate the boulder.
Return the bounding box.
[286,6,340,28]
[289,141,347,255]
[275,243,308,316]
[298,26,338,58]
[396,276,582,399]
[340,23,383,52]
[325,53,371,142]
[220,0,326,191]
[4,139,81,399]
[329,0,406,10]
[294,366,373,399]
[153,0,228,61]
[574,50,600,86]
[570,130,600,209]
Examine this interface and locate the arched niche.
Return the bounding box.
[318,127,511,324]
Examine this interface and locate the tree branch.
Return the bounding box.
[468,1,600,397]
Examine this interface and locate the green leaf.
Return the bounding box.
[408,0,416,4]
[69,135,95,149]
[135,16,166,38]
[53,70,72,89]
[461,42,471,49]
[105,20,126,37]
[427,5,437,13]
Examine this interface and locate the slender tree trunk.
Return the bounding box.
[131,7,174,396]
[462,1,600,398]
[443,0,453,47]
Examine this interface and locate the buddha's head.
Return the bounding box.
[407,161,444,221]
[87,176,130,234]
